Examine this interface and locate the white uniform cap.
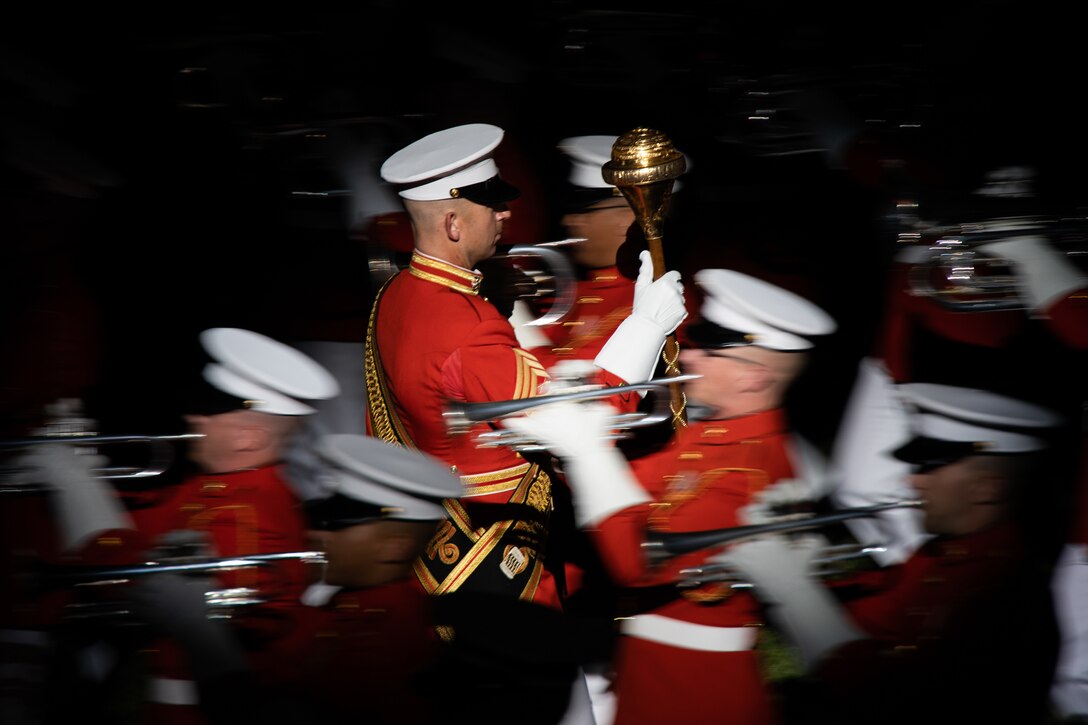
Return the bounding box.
[689,269,836,351]
[380,123,519,203]
[894,383,1062,461]
[315,434,463,521]
[200,328,340,416]
[558,134,689,193]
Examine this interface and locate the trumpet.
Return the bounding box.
[906,214,1088,312]
[677,543,892,589]
[444,374,702,452]
[640,499,923,565]
[53,550,328,583]
[47,551,327,621]
[0,433,205,485]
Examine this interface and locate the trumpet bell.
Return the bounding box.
[0,433,205,489]
[477,244,578,326]
[905,214,1088,312]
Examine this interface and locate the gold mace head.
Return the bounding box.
[601,127,686,187]
[601,128,686,243]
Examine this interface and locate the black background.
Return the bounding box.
[4,3,1087,446]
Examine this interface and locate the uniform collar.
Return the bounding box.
[408,251,482,295]
[674,407,789,446]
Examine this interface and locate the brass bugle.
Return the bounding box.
[677,543,890,589]
[1,433,205,447]
[444,374,702,451]
[906,215,1088,312]
[0,433,204,482]
[641,500,923,564]
[50,551,327,621]
[53,550,327,584]
[503,243,578,327]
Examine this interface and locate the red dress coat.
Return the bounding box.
[367,251,561,607]
[367,252,637,609]
[273,580,441,723]
[807,522,1059,724]
[587,409,799,725]
[125,465,311,725]
[531,265,634,369]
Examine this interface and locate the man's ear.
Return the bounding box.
[445,210,460,242]
[739,364,774,393]
[377,533,419,564]
[234,425,271,454]
[970,472,1008,505]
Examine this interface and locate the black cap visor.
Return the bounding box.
[892,436,980,469]
[305,492,391,531]
[562,187,622,213]
[179,379,249,416]
[452,175,520,205]
[683,320,756,349]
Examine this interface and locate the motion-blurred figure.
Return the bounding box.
[715,383,1063,724]
[517,134,687,366]
[23,327,339,724]
[504,268,836,725]
[130,433,464,724]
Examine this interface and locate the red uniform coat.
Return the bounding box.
[807,522,1059,723]
[124,465,311,725]
[532,265,634,369]
[367,251,561,607]
[273,580,440,723]
[587,409,798,725]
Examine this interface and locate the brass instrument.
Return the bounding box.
[906,214,1088,312]
[1,433,205,486]
[54,550,328,582]
[498,243,578,327]
[443,374,701,452]
[363,218,581,327]
[641,499,924,565]
[49,551,327,621]
[678,543,891,589]
[602,128,688,428]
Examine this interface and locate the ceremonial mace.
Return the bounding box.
[602,128,688,428]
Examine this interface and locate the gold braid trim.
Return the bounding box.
[364,278,416,449]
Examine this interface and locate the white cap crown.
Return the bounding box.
[381,123,512,202]
[200,328,340,416]
[692,269,836,350]
[316,434,463,520]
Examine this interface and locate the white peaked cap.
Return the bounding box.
[200,328,340,416]
[316,434,464,520]
[897,383,1062,455]
[693,269,836,350]
[380,123,515,202]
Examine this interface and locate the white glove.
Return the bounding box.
[22,443,132,551]
[738,478,818,525]
[509,299,553,349]
[977,235,1088,314]
[503,400,650,527]
[710,534,863,669]
[594,250,687,384]
[129,573,248,681]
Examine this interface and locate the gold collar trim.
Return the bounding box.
[409,252,482,295]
